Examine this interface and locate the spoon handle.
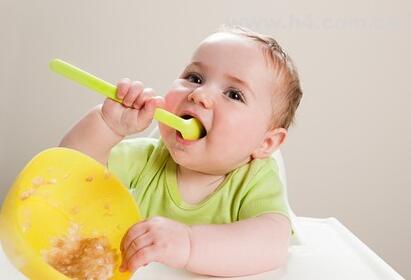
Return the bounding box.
[49,59,121,103]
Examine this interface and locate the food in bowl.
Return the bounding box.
[43,223,118,280]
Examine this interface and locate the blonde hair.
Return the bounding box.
[218,25,303,129]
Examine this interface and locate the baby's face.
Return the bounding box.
[159,33,278,175]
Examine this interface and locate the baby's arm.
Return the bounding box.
[59,103,122,165]
[60,79,164,165]
[120,213,290,277]
[186,213,290,276]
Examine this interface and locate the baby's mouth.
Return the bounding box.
[180,114,207,139]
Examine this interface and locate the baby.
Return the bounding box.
[60,26,302,277]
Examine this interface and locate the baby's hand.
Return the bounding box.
[101,78,165,137]
[119,216,191,273]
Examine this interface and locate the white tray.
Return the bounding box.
[0,217,404,280]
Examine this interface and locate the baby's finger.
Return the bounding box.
[123,81,144,108]
[135,98,159,128]
[133,88,155,110]
[116,78,131,100]
[120,221,149,253]
[151,95,165,109]
[120,232,153,269]
[122,246,158,273]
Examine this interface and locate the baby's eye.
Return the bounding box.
[185,73,203,84]
[224,89,245,103]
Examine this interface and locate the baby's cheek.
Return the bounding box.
[164,96,174,110]
[164,91,183,112]
[158,124,170,139]
[164,80,195,111]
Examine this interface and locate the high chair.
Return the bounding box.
[0,127,404,280]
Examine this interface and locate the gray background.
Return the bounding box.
[1,0,410,278]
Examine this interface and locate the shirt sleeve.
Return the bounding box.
[238,158,290,221]
[107,138,158,189]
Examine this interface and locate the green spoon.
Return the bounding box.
[49,58,204,141]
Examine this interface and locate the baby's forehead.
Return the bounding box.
[192,32,278,71]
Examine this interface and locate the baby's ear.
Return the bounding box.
[251,127,288,159]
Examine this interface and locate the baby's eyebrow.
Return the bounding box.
[181,61,206,75]
[224,74,255,99]
[187,61,207,70]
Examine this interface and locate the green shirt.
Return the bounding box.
[108,138,289,225]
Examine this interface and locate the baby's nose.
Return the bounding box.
[187,91,213,109]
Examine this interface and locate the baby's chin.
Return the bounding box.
[170,152,231,176]
[167,150,204,171]
[169,148,197,166]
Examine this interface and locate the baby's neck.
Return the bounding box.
[176,165,226,204]
[177,165,224,183]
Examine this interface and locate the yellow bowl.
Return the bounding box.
[0,147,141,279]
